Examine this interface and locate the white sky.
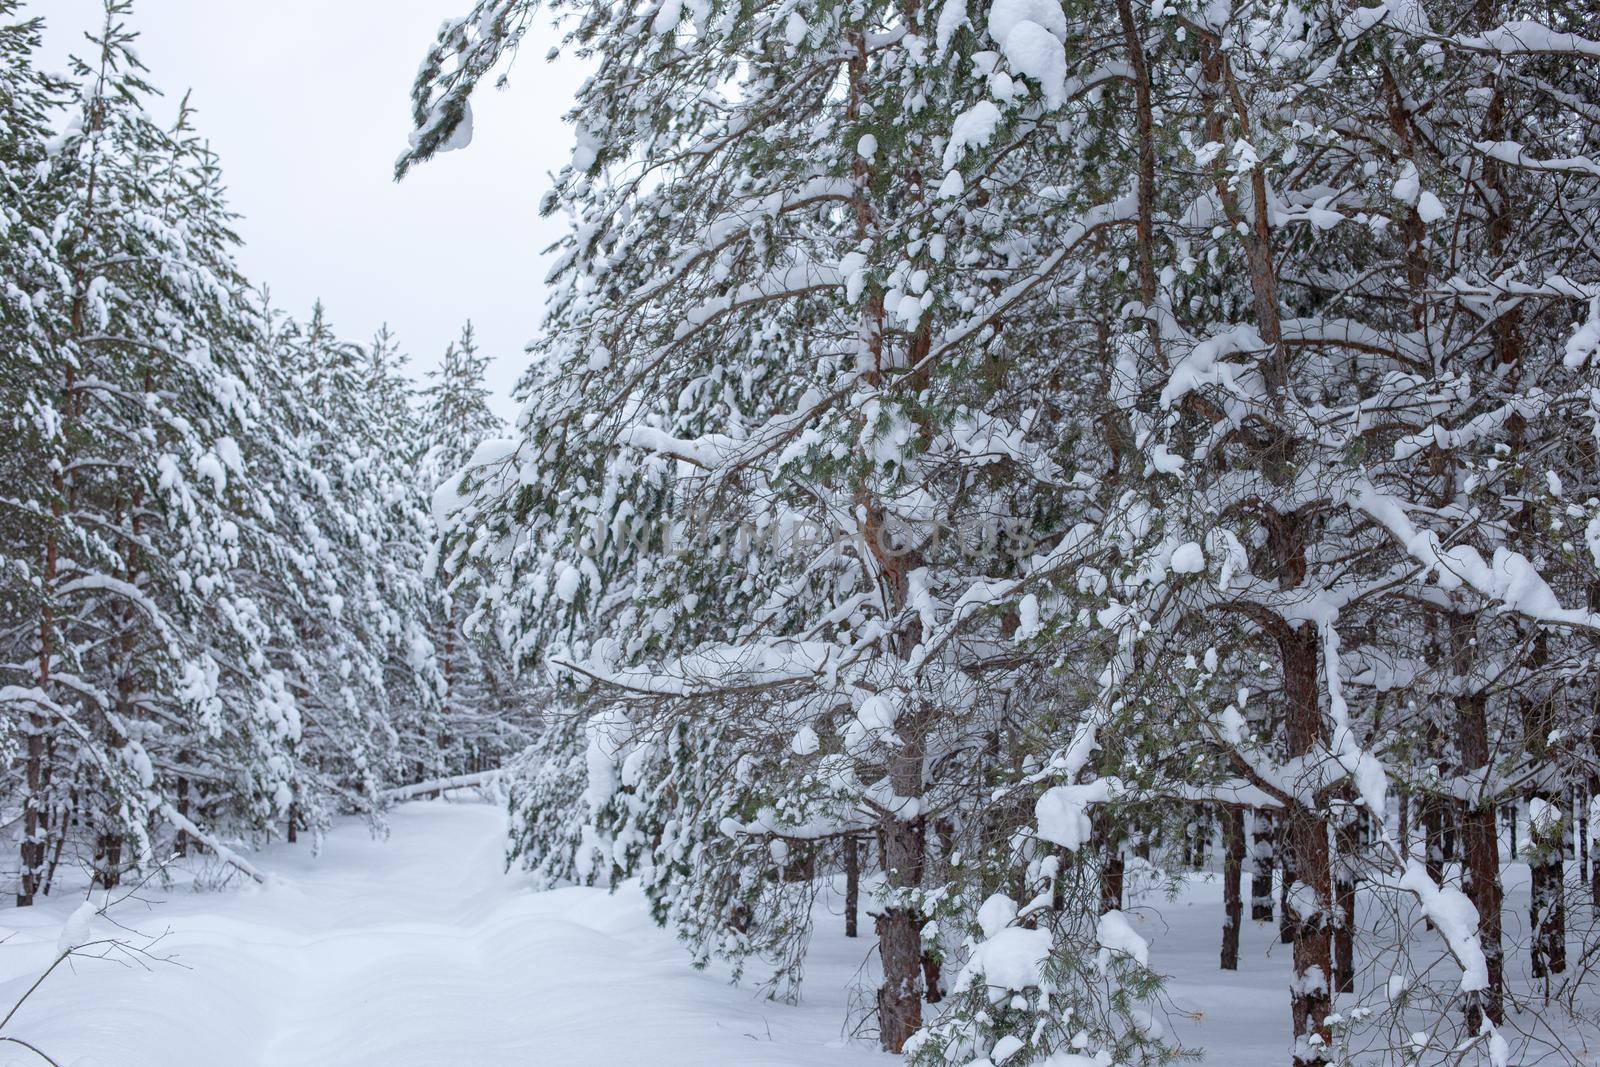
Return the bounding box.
[39,0,581,423]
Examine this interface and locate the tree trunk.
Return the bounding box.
[875,784,925,1052]
[1529,815,1566,979]
[1333,802,1357,995]
[1589,585,1600,911]
[175,772,190,857]
[1222,805,1244,970]
[1396,783,1409,861]
[1251,809,1276,922]
[42,800,70,898]
[1460,794,1503,1024]
[842,22,924,1050]
[844,835,859,938]
[1453,611,1503,1026]
[1423,789,1446,891]
[93,833,123,890]
[1279,843,1295,946]
[18,568,55,907]
[1282,620,1332,1064]
[1523,637,1566,980]
[1096,807,1124,913]
[17,720,44,907]
[921,950,943,1005]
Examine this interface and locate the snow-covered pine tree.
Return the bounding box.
[6,0,309,890]
[265,303,441,834]
[402,0,1172,1055]
[0,0,72,907]
[1006,0,1600,1060]
[418,322,531,778]
[404,0,1600,1059]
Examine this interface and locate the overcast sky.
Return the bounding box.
[39,1,581,422]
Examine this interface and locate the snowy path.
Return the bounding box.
[10,800,1557,1065]
[0,802,890,1066]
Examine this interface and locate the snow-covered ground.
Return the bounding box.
[2,800,1582,1065]
[0,801,891,1066]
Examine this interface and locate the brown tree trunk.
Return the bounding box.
[1096,807,1124,913]
[1282,621,1333,1064]
[17,720,44,907]
[1102,849,1126,914]
[1423,789,1446,893]
[840,20,925,1052]
[1529,813,1566,979]
[1523,637,1566,980]
[1113,0,1162,355]
[1396,783,1410,862]
[1251,809,1276,922]
[94,833,122,890]
[1279,843,1295,946]
[875,777,925,1051]
[1453,614,1503,1026]
[921,950,943,1005]
[1460,795,1503,1024]
[41,787,72,898]
[18,547,56,907]
[175,772,190,857]
[1222,805,1244,970]
[1589,585,1600,911]
[844,836,859,938]
[1332,802,1358,995]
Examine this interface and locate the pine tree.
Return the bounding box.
[8,0,312,890]
[404,0,1600,1060]
[0,0,72,907]
[417,322,529,779]
[402,0,1168,1055]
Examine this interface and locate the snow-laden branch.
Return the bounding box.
[157,803,268,885]
[381,769,502,803]
[1452,20,1600,57]
[1348,479,1600,633]
[1474,140,1600,179]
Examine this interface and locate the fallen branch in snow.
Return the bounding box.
[380,769,501,804]
[157,804,268,884]
[0,1035,62,1066]
[1,871,187,1066]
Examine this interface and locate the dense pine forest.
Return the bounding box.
[0,4,534,892]
[4,0,1600,1063]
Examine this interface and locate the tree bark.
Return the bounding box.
[18,521,57,907]
[1422,788,1446,894]
[41,787,72,898]
[1396,783,1409,862]
[93,833,122,890]
[16,716,44,907]
[1096,807,1124,913]
[921,950,943,1005]
[1250,809,1276,922]
[1523,636,1566,980]
[1279,838,1295,946]
[175,771,190,857]
[1222,805,1244,970]
[1453,614,1503,1026]
[1332,801,1357,995]
[875,770,925,1051]
[1281,618,1332,1063]
[844,836,859,938]
[1589,585,1600,911]
[1529,814,1566,979]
